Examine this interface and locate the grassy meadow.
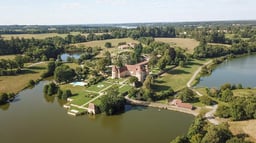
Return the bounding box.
[0,55,16,60]
[155,38,199,54]
[229,120,256,142]
[1,32,105,40]
[153,59,209,92]
[0,62,47,94]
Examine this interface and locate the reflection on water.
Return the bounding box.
[0,80,194,143]
[197,55,256,88]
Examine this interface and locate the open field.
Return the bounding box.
[153,59,209,92]
[1,32,105,40]
[229,120,256,142]
[155,38,199,54]
[233,89,256,97]
[0,62,47,93]
[74,38,139,48]
[0,54,16,60]
[208,43,232,47]
[74,38,139,56]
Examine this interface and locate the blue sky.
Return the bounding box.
[0,0,255,25]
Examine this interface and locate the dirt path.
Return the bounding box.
[27,62,45,67]
[204,105,220,125]
[187,60,212,88]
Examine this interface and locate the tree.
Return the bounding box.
[200,96,214,105]
[14,55,24,68]
[41,61,56,78]
[157,56,167,70]
[201,124,232,143]
[100,86,125,115]
[220,89,233,102]
[216,104,231,118]
[104,42,112,48]
[129,76,138,86]
[177,87,195,102]
[54,65,75,83]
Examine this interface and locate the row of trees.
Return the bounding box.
[171,116,249,143]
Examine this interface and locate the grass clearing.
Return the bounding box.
[208,43,232,47]
[155,38,199,54]
[233,89,256,97]
[64,63,80,69]
[0,62,47,94]
[74,38,139,56]
[0,55,16,60]
[229,120,256,142]
[154,59,209,92]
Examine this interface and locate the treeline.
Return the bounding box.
[205,83,256,121]
[171,116,251,143]
[193,39,256,58]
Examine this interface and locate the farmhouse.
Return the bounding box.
[170,99,193,110]
[112,61,149,82]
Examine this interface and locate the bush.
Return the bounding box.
[28,80,36,87]
[200,96,215,105]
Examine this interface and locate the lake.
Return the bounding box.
[61,53,81,62]
[196,54,256,88]
[0,81,194,143]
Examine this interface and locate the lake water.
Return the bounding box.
[196,54,256,88]
[0,81,194,143]
[60,53,81,62]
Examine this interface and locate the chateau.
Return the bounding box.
[112,61,149,82]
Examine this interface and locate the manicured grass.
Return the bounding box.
[70,95,92,106]
[60,84,86,95]
[0,55,16,60]
[155,38,199,54]
[0,62,47,94]
[86,81,113,92]
[153,59,209,92]
[233,89,256,97]
[229,120,256,142]
[92,99,101,106]
[119,84,132,93]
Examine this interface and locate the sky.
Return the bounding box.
[0,0,256,25]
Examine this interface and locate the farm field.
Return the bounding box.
[229,120,256,142]
[0,54,16,60]
[1,32,105,40]
[155,38,199,54]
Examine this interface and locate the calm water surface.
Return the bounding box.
[0,81,194,143]
[61,53,81,62]
[197,54,256,88]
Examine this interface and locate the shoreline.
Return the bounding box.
[125,96,199,116]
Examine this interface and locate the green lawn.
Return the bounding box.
[86,81,114,92]
[70,95,93,106]
[119,84,132,93]
[153,59,209,92]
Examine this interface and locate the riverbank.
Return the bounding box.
[125,96,199,116]
[0,62,47,94]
